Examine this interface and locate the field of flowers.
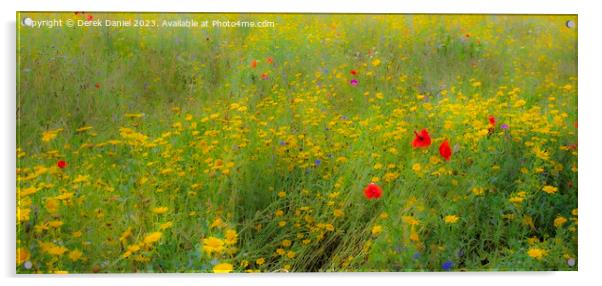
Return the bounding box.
[16,13,577,273]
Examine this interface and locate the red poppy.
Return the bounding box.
[363,183,382,199]
[251,59,257,68]
[261,72,269,80]
[95,83,100,89]
[439,140,452,161]
[350,69,358,75]
[57,160,67,169]
[488,115,496,126]
[412,129,432,148]
[86,14,93,21]
[267,57,273,64]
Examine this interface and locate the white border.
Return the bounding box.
[2,1,602,286]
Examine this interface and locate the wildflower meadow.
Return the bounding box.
[16,13,577,273]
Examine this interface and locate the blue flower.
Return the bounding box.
[442,260,453,271]
[314,159,321,167]
[567,258,576,267]
[412,252,421,260]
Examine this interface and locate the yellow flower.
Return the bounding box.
[76,126,93,133]
[123,243,141,258]
[282,239,292,247]
[380,213,388,220]
[402,216,420,226]
[444,215,459,224]
[213,263,233,273]
[48,220,64,228]
[55,192,74,201]
[48,245,68,256]
[45,198,60,213]
[471,187,485,196]
[372,59,381,66]
[256,257,265,265]
[412,163,421,173]
[287,251,296,259]
[527,236,539,245]
[119,228,132,242]
[160,222,173,230]
[527,247,547,260]
[533,147,550,161]
[68,249,83,261]
[72,175,90,184]
[41,129,63,142]
[17,208,30,222]
[514,99,526,108]
[509,197,524,204]
[152,207,169,214]
[125,113,145,119]
[371,225,383,236]
[383,172,399,183]
[554,216,568,228]
[143,232,163,245]
[477,129,489,137]
[333,209,344,217]
[225,229,238,245]
[409,226,420,242]
[16,247,30,265]
[203,236,224,255]
[542,185,558,194]
[211,218,224,228]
